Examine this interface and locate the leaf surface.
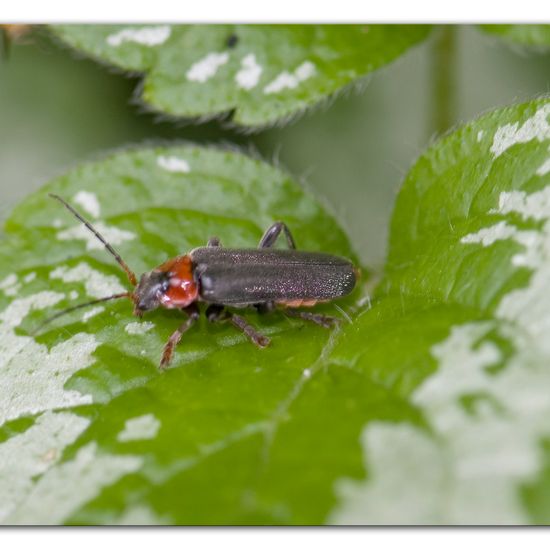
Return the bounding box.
[329,98,550,524]
[49,24,430,129]
[4,99,550,524]
[0,145,364,525]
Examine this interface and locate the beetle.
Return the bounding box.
[40,194,358,369]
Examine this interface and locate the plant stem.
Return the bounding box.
[431,25,457,136]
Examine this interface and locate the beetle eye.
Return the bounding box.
[156,283,168,299]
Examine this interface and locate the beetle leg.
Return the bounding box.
[206,304,270,348]
[207,237,222,247]
[160,303,200,369]
[284,309,340,329]
[258,222,296,249]
[230,313,271,348]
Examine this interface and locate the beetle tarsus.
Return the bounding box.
[284,309,340,329]
[206,304,270,348]
[159,304,199,369]
[230,314,270,347]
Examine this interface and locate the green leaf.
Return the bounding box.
[329,98,550,524]
[49,24,431,129]
[4,102,550,525]
[0,145,363,525]
[480,25,550,49]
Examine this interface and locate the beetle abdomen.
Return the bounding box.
[190,248,356,305]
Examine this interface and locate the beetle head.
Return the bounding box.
[133,270,169,314]
[133,255,199,316]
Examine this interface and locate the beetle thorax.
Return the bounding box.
[134,255,198,313]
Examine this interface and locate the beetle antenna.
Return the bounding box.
[31,292,133,335]
[49,194,138,287]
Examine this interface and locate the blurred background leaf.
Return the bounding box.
[49,24,431,128]
[2,26,550,269]
[480,25,550,49]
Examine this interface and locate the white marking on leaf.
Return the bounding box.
[332,422,447,524]
[73,191,101,218]
[333,181,550,524]
[0,274,21,297]
[186,52,229,83]
[82,306,104,322]
[538,158,550,176]
[235,53,262,90]
[2,284,21,297]
[460,220,519,247]
[6,442,142,524]
[467,187,550,352]
[331,321,550,524]
[0,324,96,425]
[117,414,161,442]
[461,221,538,268]
[0,411,89,523]
[57,221,135,251]
[50,263,125,299]
[0,290,62,329]
[477,130,484,142]
[536,146,550,176]
[115,505,168,525]
[0,291,97,427]
[106,25,171,47]
[491,103,550,157]
[157,155,190,173]
[295,61,316,80]
[264,61,316,94]
[23,272,36,284]
[125,321,155,335]
[491,187,550,221]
